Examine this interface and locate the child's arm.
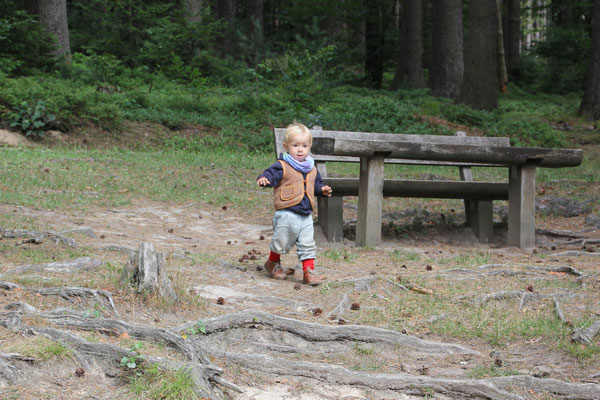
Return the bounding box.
[257,162,283,187]
[314,170,332,197]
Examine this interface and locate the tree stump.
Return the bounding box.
[123,242,178,302]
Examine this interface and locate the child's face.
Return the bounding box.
[284,132,311,162]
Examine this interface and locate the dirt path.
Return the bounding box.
[1,199,599,399]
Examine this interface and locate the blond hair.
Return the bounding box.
[283,123,312,145]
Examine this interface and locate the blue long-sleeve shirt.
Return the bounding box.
[258,159,325,216]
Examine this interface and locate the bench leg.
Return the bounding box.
[356,155,385,247]
[471,200,493,243]
[508,163,537,248]
[317,196,344,242]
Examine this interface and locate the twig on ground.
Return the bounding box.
[571,321,600,345]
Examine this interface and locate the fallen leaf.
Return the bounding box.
[120,332,129,340]
[118,188,129,193]
[550,271,566,276]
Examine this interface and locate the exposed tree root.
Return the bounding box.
[325,293,349,320]
[535,228,589,239]
[490,375,600,399]
[0,228,77,246]
[209,349,599,399]
[571,321,600,345]
[553,294,569,325]
[178,309,479,355]
[3,303,206,364]
[551,251,600,257]
[5,257,102,274]
[0,310,239,398]
[1,282,118,316]
[475,290,579,311]
[478,264,584,277]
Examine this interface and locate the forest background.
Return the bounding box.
[1,0,600,151]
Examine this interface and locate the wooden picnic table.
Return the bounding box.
[311,137,584,248]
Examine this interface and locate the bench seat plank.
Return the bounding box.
[323,178,509,200]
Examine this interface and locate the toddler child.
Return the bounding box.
[257,123,332,285]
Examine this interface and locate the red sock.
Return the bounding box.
[269,251,280,262]
[302,259,314,272]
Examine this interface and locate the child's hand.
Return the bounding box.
[321,185,332,197]
[257,177,270,186]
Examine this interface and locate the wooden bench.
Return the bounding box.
[272,128,583,248]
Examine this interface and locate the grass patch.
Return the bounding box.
[8,336,72,361]
[437,250,491,267]
[323,247,357,263]
[0,241,93,266]
[127,364,198,400]
[467,365,522,379]
[390,249,422,263]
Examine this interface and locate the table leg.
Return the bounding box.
[356,154,385,247]
[508,162,536,248]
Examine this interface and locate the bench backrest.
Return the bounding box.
[273,128,511,166]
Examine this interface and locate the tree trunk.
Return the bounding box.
[579,0,600,119]
[34,0,71,63]
[429,0,463,99]
[496,0,509,92]
[184,0,203,24]
[391,0,425,90]
[506,0,521,78]
[217,0,237,58]
[248,0,265,63]
[458,0,498,111]
[364,0,385,88]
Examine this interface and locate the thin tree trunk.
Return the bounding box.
[364,0,385,88]
[217,0,237,58]
[184,0,203,24]
[506,0,521,78]
[429,0,463,99]
[579,0,600,119]
[35,0,72,63]
[391,0,425,90]
[458,0,498,111]
[249,0,265,63]
[496,0,509,92]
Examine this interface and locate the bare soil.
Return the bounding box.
[0,128,599,399]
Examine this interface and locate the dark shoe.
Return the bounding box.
[285,268,295,276]
[303,269,326,286]
[265,260,285,279]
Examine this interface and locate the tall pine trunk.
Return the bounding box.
[391,0,425,90]
[217,0,237,58]
[459,0,498,111]
[496,0,508,92]
[32,0,71,63]
[505,0,521,78]
[579,0,600,119]
[429,0,463,99]
[364,0,384,88]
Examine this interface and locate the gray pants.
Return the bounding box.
[270,210,316,261]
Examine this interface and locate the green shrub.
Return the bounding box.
[0,7,57,75]
[490,117,566,148]
[10,100,55,139]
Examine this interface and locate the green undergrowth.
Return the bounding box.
[0,68,586,150]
